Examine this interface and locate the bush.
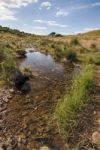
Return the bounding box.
[49,32,56,36]
[70,38,80,45]
[54,65,94,137]
[66,51,77,62]
[55,47,63,59]
[0,51,5,62]
[0,50,16,80]
[90,43,96,49]
[91,55,100,65]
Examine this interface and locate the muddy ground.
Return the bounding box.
[0,62,74,150]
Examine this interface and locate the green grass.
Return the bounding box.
[0,46,16,81]
[54,64,94,138]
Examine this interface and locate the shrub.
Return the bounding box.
[55,47,63,59]
[66,51,77,62]
[54,65,94,138]
[0,50,16,80]
[55,34,63,37]
[0,51,5,62]
[90,43,96,49]
[49,32,56,36]
[92,55,100,65]
[70,38,80,45]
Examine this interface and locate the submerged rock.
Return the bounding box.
[21,82,31,94]
[11,69,31,93]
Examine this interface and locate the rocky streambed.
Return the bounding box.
[0,49,75,150]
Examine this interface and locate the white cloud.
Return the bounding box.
[91,2,100,7]
[83,27,99,32]
[40,1,52,10]
[34,19,46,23]
[23,24,28,26]
[34,26,47,30]
[74,27,99,35]
[47,21,67,28]
[0,4,17,20]
[56,9,69,17]
[0,0,38,20]
[34,30,46,35]
[33,19,67,28]
[1,0,38,8]
[71,2,100,10]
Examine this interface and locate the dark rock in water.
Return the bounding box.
[16,50,27,58]
[2,144,8,150]
[11,70,30,92]
[21,82,31,93]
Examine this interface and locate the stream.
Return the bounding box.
[20,49,64,75]
[0,49,74,150]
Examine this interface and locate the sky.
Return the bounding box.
[0,0,100,35]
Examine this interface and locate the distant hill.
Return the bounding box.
[81,30,100,36]
[0,25,100,37]
[0,25,33,36]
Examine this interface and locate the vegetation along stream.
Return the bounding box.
[0,49,75,150]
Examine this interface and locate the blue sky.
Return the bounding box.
[0,0,100,35]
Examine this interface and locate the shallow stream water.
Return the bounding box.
[20,49,64,76]
[1,49,74,150]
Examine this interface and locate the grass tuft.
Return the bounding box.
[54,65,94,138]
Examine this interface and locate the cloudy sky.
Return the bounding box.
[0,0,100,35]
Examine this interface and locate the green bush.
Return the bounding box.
[0,50,16,80]
[92,55,100,65]
[0,51,5,62]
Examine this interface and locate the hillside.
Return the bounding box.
[82,29,100,36]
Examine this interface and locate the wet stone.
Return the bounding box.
[39,146,51,150]
[97,118,100,125]
[3,97,9,103]
[9,88,14,94]
[2,144,8,150]
[92,131,100,145]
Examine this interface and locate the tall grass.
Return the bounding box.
[54,65,94,137]
[0,48,16,80]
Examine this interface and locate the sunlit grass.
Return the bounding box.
[54,64,94,137]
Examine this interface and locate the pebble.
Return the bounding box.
[9,88,14,94]
[39,146,51,150]
[92,131,100,145]
[3,97,9,103]
[93,111,97,115]
[97,118,100,125]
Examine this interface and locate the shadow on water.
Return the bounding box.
[3,49,75,149]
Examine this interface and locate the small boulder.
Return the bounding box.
[92,131,100,145]
[12,70,30,91]
[97,118,100,125]
[39,146,51,150]
[9,88,14,94]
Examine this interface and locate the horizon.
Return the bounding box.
[0,0,100,35]
[0,24,100,36]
